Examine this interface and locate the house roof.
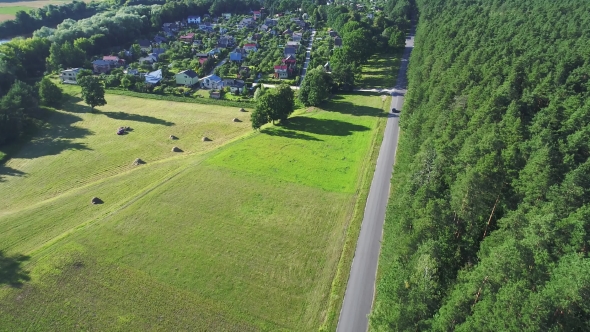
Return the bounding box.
[195,53,209,58]
[334,37,342,46]
[230,53,242,61]
[284,46,296,54]
[188,15,200,19]
[180,33,195,39]
[92,60,110,65]
[103,55,119,61]
[199,58,207,64]
[178,69,198,78]
[253,11,261,14]
[138,39,151,47]
[274,65,288,70]
[203,74,222,82]
[287,41,299,46]
[145,69,162,84]
[244,43,257,47]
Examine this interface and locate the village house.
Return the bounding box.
[224,79,245,94]
[283,29,293,36]
[229,51,243,63]
[175,69,199,86]
[154,35,167,45]
[103,55,124,67]
[287,41,300,49]
[219,27,228,34]
[125,68,141,76]
[92,59,111,74]
[162,22,179,32]
[252,10,261,20]
[243,43,258,52]
[222,13,231,20]
[217,35,235,48]
[274,65,289,79]
[264,18,278,26]
[200,74,224,89]
[192,39,202,47]
[209,90,221,99]
[179,33,195,43]
[329,30,338,38]
[145,69,162,86]
[59,68,81,84]
[292,32,303,42]
[283,54,297,70]
[260,24,269,31]
[199,22,214,31]
[284,46,297,57]
[188,15,201,24]
[334,37,343,48]
[138,39,151,52]
[139,54,158,64]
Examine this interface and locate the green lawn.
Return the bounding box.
[0,6,33,15]
[0,92,388,331]
[357,52,401,89]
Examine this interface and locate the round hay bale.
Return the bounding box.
[132,158,145,166]
[91,197,103,205]
[169,135,178,140]
[202,136,211,142]
[232,118,242,122]
[171,146,183,152]
[239,108,247,112]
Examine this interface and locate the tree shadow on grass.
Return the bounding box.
[261,127,323,141]
[281,116,370,136]
[64,96,175,126]
[0,251,30,288]
[324,95,389,118]
[0,165,26,183]
[95,111,175,127]
[12,111,93,160]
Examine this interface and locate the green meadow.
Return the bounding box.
[0,90,388,331]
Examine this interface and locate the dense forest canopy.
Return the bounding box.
[372,0,590,330]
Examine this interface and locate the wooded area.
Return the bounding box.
[372,0,590,330]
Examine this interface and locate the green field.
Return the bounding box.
[0,6,32,15]
[0,90,389,330]
[357,52,400,89]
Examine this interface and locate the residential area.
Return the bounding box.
[58,8,312,101]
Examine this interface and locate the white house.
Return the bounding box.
[222,13,231,19]
[188,16,201,24]
[200,74,224,89]
[175,70,199,86]
[59,68,81,84]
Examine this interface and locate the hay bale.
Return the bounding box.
[169,135,178,140]
[132,158,145,166]
[171,146,183,152]
[232,118,242,122]
[239,108,247,112]
[91,197,103,205]
[202,136,211,142]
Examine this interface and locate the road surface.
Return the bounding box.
[336,26,415,332]
[299,29,316,84]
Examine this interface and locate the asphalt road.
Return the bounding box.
[336,27,415,332]
[300,29,316,84]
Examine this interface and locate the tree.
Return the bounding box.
[275,83,295,121]
[254,84,265,100]
[330,48,358,89]
[38,77,63,108]
[299,67,332,106]
[78,75,106,111]
[250,107,267,130]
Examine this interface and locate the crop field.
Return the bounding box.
[357,52,400,89]
[0,91,388,331]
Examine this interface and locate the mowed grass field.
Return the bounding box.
[0,89,388,331]
[357,52,400,89]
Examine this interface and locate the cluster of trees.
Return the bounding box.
[251,84,294,129]
[299,67,332,106]
[372,0,590,330]
[309,4,408,90]
[0,79,62,145]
